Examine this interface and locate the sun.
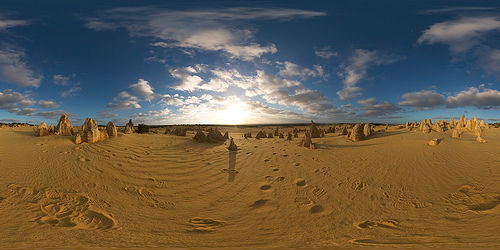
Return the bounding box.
[218,104,248,125]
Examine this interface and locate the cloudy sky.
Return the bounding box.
[1,0,500,126]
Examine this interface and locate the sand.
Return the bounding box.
[1,125,500,248]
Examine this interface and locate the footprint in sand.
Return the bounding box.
[8,184,117,230]
[187,217,225,232]
[78,157,90,162]
[310,205,324,214]
[260,184,272,191]
[250,199,268,208]
[275,177,286,182]
[357,219,399,230]
[445,182,500,213]
[294,196,313,205]
[294,162,301,166]
[294,178,307,187]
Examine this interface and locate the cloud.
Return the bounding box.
[418,16,500,54]
[36,110,76,120]
[315,46,338,59]
[398,90,446,108]
[97,111,118,118]
[129,78,158,101]
[53,74,82,97]
[337,49,401,100]
[106,100,141,110]
[0,89,37,115]
[356,98,401,117]
[169,66,204,92]
[0,47,42,87]
[0,16,28,31]
[421,7,494,14]
[446,85,500,109]
[278,61,323,79]
[85,7,325,61]
[38,100,60,109]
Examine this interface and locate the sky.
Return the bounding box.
[1,0,500,126]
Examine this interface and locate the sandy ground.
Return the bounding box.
[1,125,500,248]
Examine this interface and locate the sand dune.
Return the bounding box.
[1,125,500,248]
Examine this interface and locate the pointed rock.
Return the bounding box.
[55,113,74,136]
[228,138,237,151]
[124,119,134,134]
[35,122,51,136]
[274,129,279,136]
[81,118,100,143]
[452,129,460,138]
[74,133,82,144]
[428,138,439,146]
[363,122,372,137]
[301,131,313,147]
[193,130,208,143]
[279,133,284,138]
[106,121,117,137]
[223,131,229,140]
[476,135,486,143]
[348,124,365,141]
[341,127,348,135]
[310,120,321,138]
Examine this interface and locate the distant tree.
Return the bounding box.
[137,123,150,134]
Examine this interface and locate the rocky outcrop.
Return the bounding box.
[341,127,348,135]
[206,128,225,141]
[124,119,134,134]
[256,131,266,139]
[452,129,460,138]
[286,132,292,140]
[310,120,322,138]
[348,124,364,141]
[432,123,444,132]
[476,135,486,143]
[460,114,466,126]
[171,128,186,136]
[363,122,372,137]
[55,113,74,136]
[279,133,284,138]
[193,130,208,143]
[81,118,100,144]
[274,129,279,136]
[223,132,229,140]
[34,122,51,136]
[465,119,473,131]
[301,131,313,148]
[267,133,274,138]
[74,133,82,144]
[421,123,431,134]
[228,138,237,151]
[106,121,117,138]
[428,138,439,146]
[449,119,456,128]
[244,132,252,139]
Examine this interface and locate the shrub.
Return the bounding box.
[137,124,150,134]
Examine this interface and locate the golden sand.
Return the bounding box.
[1,125,500,248]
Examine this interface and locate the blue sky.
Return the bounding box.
[1,0,500,126]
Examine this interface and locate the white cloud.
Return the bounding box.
[60,83,82,98]
[315,46,338,59]
[129,78,158,101]
[169,66,204,92]
[53,74,82,97]
[0,89,37,115]
[36,110,76,120]
[356,98,401,117]
[278,61,322,79]
[337,49,401,101]
[398,90,446,108]
[0,16,28,31]
[0,48,42,87]
[418,16,500,54]
[38,100,60,109]
[106,100,141,110]
[85,7,325,61]
[97,111,118,118]
[446,85,500,109]
[53,74,71,86]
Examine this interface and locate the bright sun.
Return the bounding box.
[219,104,248,125]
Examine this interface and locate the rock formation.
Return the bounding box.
[35,122,51,136]
[227,138,237,151]
[274,129,279,136]
[244,132,252,139]
[286,132,292,140]
[301,131,313,147]
[363,122,372,137]
[428,138,439,146]
[55,113,74,136]
[48,125,55,133]
[99,128,109,141]
[172,128,187,136]
[432,123,444,132]
[465,119,473,131]
[223,131,229,140]
[452,129,460,138]
[479,120,486,129]
[206,128,224,141]
[279,133,284,138]
[193,130,208,143]
[256,131,266,139]
[124,119,134,134]
[293,131,299,138]
[405,121,410,130]
[164,128,171,134]
[449,119,456,128]
[348,124,364,141]
[341,127,348,135]
[106,121,117,138]
[460,114,466,126]
[74,133,82,144]
[310,120,322,138]
[476,135,486,143]
[81,118,101,144]
[267,133,274,138]
[421,123,431,134]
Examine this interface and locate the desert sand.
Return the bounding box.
[1,122,500,248]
